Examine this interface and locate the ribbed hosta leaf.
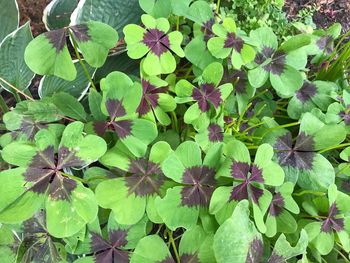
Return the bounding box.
[0,0,18,42]
[71,0,143,36]
[0,23,34,93]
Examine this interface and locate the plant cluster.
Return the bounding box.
[1,0,350,262]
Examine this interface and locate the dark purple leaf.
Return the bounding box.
[19,118,47,140]
[91,230,129,263]
[201,18,215,42]
[339,105,350,125]
[321,203,344,233]
[180,254,199,263]
[110,120,132,139]
[268,192,285,216]
[137,79,168,116]
[181,166,216,207]
[255,46,275,65]
[93,121,108,136]
[274,132,315,170]
[160,257,175,263]
[23,146,87,200]
[44,28,67,52]
[208,124,223,142]
[230,163,264,203]
[125,159,164,196]
[224,32,244,52]
[295,81,317,103]
[316,36,333,53]
[143,29,170,57]
[246,238,264,263]
[267,252,285,263]
[70,24,90,42]
[192,83,222,112]
[106,99,127,120]
[263,50,286,75]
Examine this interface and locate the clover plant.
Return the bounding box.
[1,0,350,262]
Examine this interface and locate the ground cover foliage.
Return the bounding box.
[0,0,350,262]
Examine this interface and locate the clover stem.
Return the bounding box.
[334,245,350,263]
[176,16,180,31]
[293,190,325,196]
[318,142,350,154]
[0,93,9,113]
[236,102,252,131]
[61,171,87,184]
[216,0,221,14]
[0,76,34,101]
[69,31,97,90]
[167,229,180,263]
[171,111,179,134]
[336,163,350,175]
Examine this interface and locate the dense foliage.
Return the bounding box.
[0,0,350,262]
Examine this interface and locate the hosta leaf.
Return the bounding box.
[130,235,174,263]
[213,200,263,263]
[0,0,18,42]
[38,60,95,99]
[70,21,119,68]
[0,23,34,93]
[71,0,143,36]
[43,0,79,30]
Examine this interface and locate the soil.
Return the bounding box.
[18,0,48,36]
[285,0,350,33]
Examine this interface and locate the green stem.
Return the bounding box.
[69,31,97,90]
[167,229,180,263]
[318,142,350,154]
[216,0,221,13]
[171,111,179,134]
[61,172,86,184]
[293,190,326,197]
[0,93,9,113]
[176,16,180,31]
[334,245,350,263]
[236,102,252,131]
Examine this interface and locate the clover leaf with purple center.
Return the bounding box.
[123,14,184,76]
[155,141,223,230]
[222,69,256,114]
[264,182,300,237]
[195,120,229,152]
[96,141,172,225]
[183,1,220,71]
[175,62,233,130]
[208,17,256,69]
[247,27,310,98]
[287,80,336,120]
[304,184,350,255]
[326,90,350,132]
[0,122,107,238]
[136,75,176,126]
[73,213,148,263]
[93,71,158,157]
[209,140,284,233]
[263,112,346,190]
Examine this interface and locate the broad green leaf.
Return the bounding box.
[0,0,18,42]
[71,0,143,36]
[131,235,173,263]
[39,60,95,99]
[43,0,79,30]
[0,23,34,93]
[51,92,87,121]
[70,21,119,68]
[213,200,263,263]
[24,28,76,81]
